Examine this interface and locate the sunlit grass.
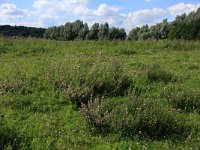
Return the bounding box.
[0,37,200,149]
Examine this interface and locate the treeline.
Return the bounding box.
[44,21,126,40]
[0,7,199,40]
[129,7,200,40]
[0,25,46,38]
[44,7,200,41]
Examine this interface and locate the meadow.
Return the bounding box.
[0,36,200,149]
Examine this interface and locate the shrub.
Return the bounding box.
[0,126,21,150]
[0,45,8,54]
[0,114,21,149]
[163,85,200,113]
[0,79,24,93]
[162,40,198,51]
[147,64,172,83]
[80,95,189,140]
[80,98,115,135]
[65,85,94,107]
[119,48,138,55]
[112,97,189,140]
[49,59,133,107]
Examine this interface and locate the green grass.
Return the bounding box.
[0,36,200,149]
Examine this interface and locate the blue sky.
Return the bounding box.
[0,0,200,31]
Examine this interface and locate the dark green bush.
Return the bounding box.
[119,48,138,55]
[163,85,200,113]
[0,127,21,150]
[0,115,21,149]
[147,64,172,83]
[0,45,8,53]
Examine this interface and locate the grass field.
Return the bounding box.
[0,37,200,149]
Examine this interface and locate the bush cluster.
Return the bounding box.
[147,64,173,84]
[0,79,24,94]
[80,96,189,140]
[48,59,133,107]
[163,85,200,113]
[0,113,21,149]
[80,98,115,135]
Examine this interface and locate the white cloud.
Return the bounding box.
[30,0,89,26]
[77,3,123,28]
[0,3,28,23]
[74,6,90,15]
[93,3,119,16]
[168,2,200,16]
[123,8,168,31]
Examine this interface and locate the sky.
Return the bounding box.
[0,0,200,31]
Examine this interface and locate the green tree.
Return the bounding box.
[128,27,140,40]
[86,23,99,40]
[98,22,109,40]
[72,20,84,39]
[138,24,151,40]
[78,23,89,40]
[109,27,126,40]
[63,22,73,40]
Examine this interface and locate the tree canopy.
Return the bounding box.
[44,21,126,41]
[0,25,46,38]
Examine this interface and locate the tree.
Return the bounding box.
[109,27,126,40]
[72,20,84,39]
[98,22,109,40]
[86,23,99,40]
[0,25,46,38]
[59,25,65,40]
[128,27,140,40]
[63,22,73,40]
[138,24,151,40]
[78,23,89,40]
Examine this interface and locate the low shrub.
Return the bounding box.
[0,45,8,54]
[119,48,138,55]
[80,98,115,135]
[0,79,24,93]
[147,64,173,83]
[49,59,133,107]
[162,40,199,51]
[65,75,132,107]
[65,85,94,107]
[80,95,189,140]
[0,115,21,149]
[113,98,189,140]
[0,126,21,150]
[163,85,200,113]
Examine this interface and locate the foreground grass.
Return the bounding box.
[0,37,200,149]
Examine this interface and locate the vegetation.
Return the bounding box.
[0,25,46,38]
[44,21,127,41]
[1,8,199,41]
[0,36,200,149]
[128,8,200,40]
[44,7,200,41]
